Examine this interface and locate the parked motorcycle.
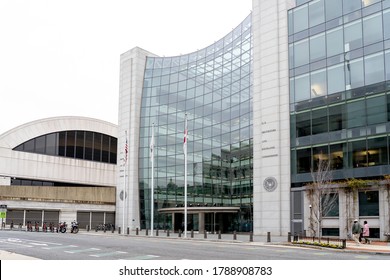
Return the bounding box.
[58,222,67,233]
[71,221,79,234]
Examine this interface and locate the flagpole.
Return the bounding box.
[184,114,188,238]
[150,123,154,237]
[123,131,128,235]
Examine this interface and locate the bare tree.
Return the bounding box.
[306,158,338,241]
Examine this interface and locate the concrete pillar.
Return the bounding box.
[198,212,205,232]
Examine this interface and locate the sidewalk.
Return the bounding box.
[1,229,389,259]
[81,229,390,255]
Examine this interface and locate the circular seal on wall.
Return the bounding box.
[263,177,277,192]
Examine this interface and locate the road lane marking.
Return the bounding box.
[123,255,159,260]
[64,248,101,254]
[90,251,127,258]
[42,245,78,250]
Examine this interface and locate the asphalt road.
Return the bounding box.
[1,230,389,260]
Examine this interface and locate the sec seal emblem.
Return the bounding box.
[263,177,277,192]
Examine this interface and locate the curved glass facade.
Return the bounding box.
[13,130,117,164]
[139,15,253,231]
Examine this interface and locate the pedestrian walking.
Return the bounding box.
[352,219,362,245]
[362,221,370,244]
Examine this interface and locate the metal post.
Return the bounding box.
[218,230,221,240]
[118,227,121,234]
[267,232,271,243]
[233,231,237,240]
[179,230,182,238]
[146,228,149,236]
[127,227,130,235]
[156,229,159,236]
[288,232,291,242]
[250,231,253,242]
[191,229,194,238]
[136,227,139,235]
[204,230,207,239]
[167,229,170,237]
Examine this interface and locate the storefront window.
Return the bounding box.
[359,191,379,216]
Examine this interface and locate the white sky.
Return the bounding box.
[0,0,252,134]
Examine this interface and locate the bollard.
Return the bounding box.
[86,225,89,232]
[178,230,182,238]
[233,231,237,240]
[118,227,121,234]
[146,229,149,236]
[267,232,271,243]
[191,229,194,238]
[156,229,159,236]
[288,232,291,242]
[112,226,115,233]
[167,229,170,237]
[104,227,106,233]
[136,228,139,235]
[342,239,346,249]
[127,227,130,235]
[250,231,254,242]
[218,230,221,240]
[204,230,207,239]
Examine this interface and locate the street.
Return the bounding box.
[1,230,389,260]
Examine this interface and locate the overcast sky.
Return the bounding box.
[0,0,252,134]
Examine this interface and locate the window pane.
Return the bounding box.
[46,133,57,156]
[364,52,385,85]
[93,133,102,161]
[313,145,329,171]
[310,69,327,97]
[343,0,361,14]
[295,74,310,101]
[367,137,388,166]
[344,20,363,50]
[323,193,339,217]
[325,0,342,21]
[110,137,117,164]
[359,191,379,216]
[367,95,387,125]
[312,108,328,135]
[330,143,345,170]
[66,131,75,158]
[349,139,367,168]
[35,135,46,154]
[347,100,365,128]
[310,33,326,62]
[296,111,311,137]
[347,58,364,89]
[327,64,345,94]
[329,104,345,131]
[385,50,390,81]
[309,0,325,27]
[58,132,66,156]
[294,39,309,67]
[297,148,311,173]
[384,9,390,40]
[294,4,309,33]
[85,132,93,160]
[75,131,85,159]
[363,13,383,45]
[326,27,344,57]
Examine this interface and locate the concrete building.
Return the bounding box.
[0,116,117,229]
[117,0,390,240]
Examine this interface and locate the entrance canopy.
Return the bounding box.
[158,206,240,214]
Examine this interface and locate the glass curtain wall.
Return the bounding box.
[139,15,253,230]
[289,0,390,183]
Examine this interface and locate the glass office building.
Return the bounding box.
[117,0,390,239]
[139,15,253,232]
[289,0,390,237]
